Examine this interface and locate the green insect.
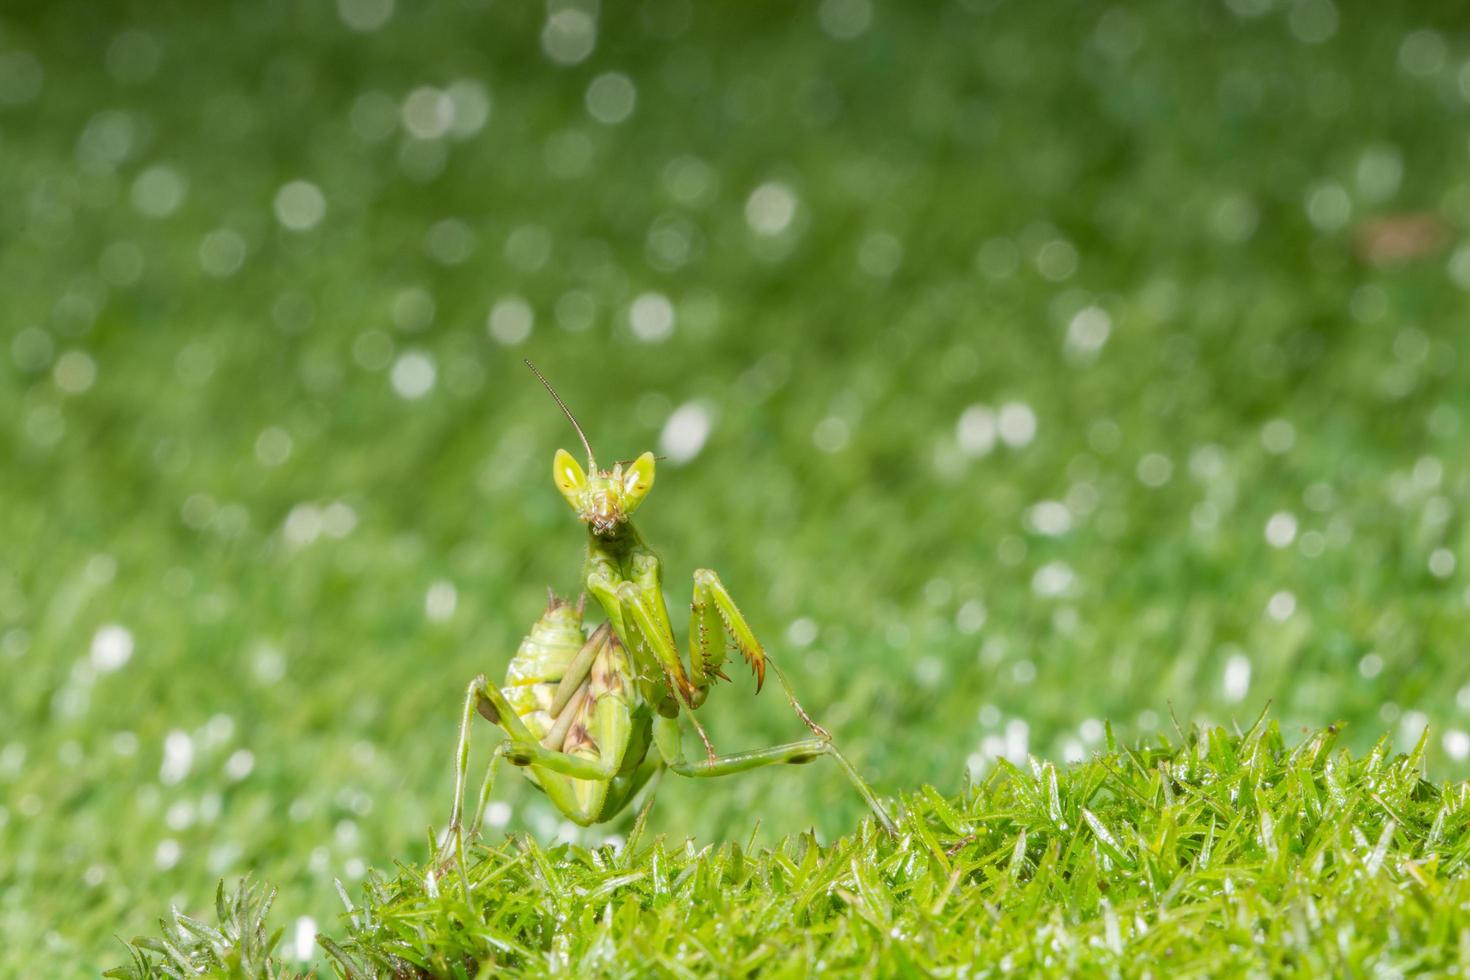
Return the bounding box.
[442,362,897,864]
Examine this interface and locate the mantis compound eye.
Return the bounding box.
[620,451,656,515]
[553,448,588,512]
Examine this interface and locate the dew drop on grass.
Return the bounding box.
[1443,730,1470,761]
[0,49,43,106]
[745,182,798,237]
[425,580,457,623]
[165,800,195,830]
[1399,710,1428,750]
[1066,306,1111,356]
[203,714,235,747]
[160,730,193,785]
[283,505,321,547]
[1398,29,1446,77]
[89,624,133,672]
[292,916,317,960]
[1264,511,1297,548]
[541,8,597,66]
[659,402,712,464]
[812,416,849,453]
[1266,590,1296,621]
[955,599,987,635]
[1032,562,1076,598]
[1261,418,1296,454]
[208,842,241,874]
[154,838,181,870]
[349,91,397,143]
[956,405,997,457]
[132,165,187,218]
[1288,0,1337,45]
[913,657,942,687]
[401,86,454,140]
[628,292,675,342]
[391,288,435,333]
[390,351,436,400]
[337,0,393,32]
[997,402,1036,447]
[274,180,325,231]
[585,72,636,125]
[819,0,872,40]
[322,501,357,538]
[53,351,97,394]
[199,228,247,278]
[353,330,394,371]
[254,426,293,466]
[1035,238,1078,281]
[555,290,596,332]
[11,327,54,373]
[1222,653,1251,703]
[1136,453,1172,487]
[425,218,475,265]
[785,617,818,647]
[1026,501,1071,536]
[224,749,255,781]
[1004,718,1029,760]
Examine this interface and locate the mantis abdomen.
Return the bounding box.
[500,593,637,766]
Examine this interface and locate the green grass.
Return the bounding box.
[5,0,1470,973]
[109,720,1470,977]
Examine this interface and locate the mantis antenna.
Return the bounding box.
[524,359,598,471]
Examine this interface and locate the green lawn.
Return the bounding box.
[3,0,1470,974]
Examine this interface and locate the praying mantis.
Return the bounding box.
[440,362,897,870]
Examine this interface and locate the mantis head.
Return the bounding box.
[525,360,655,536]
[553,450,655,536]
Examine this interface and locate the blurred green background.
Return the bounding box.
[4,0,1470,972]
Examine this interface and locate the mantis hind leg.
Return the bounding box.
[442,674,614,868]
[598,754,663,827]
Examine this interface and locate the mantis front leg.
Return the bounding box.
[584,554,724,759]
[585,556,697,706]
[691,568,830,740]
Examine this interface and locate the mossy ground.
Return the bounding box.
[112,722,1470,977]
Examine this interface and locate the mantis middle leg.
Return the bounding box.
[650,715,899,836]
